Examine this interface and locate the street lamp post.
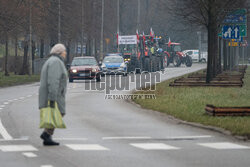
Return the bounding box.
[58,0,61,43]
[29,0,32,75]
[100,0,104,61]
[197,31,201,62]
[81,0,84,57]
[117,0,119,52]
[137,0,140,31]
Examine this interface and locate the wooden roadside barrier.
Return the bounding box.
[169,65,247,87]
[205,105,250,116]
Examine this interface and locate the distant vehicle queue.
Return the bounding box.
[67,29,207,82]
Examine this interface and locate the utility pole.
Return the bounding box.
[117,0,120,52]
[100,0,104,60]
[58,0,61,43]
[29,0,32,75]
[197,31,201,62]
[137,0,140,31]
[81,0,84,57]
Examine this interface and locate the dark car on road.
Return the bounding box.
[68,57,101,82]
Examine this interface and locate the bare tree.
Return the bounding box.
[166,0,246,82]
[0,0,26,76]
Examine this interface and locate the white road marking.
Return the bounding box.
[3,102,8,105]
[130,143,180,150]
[0,119,13,140]
[165,135,212,140]
[19,97,25,100]
[13,99,18,101]
[0,145,38,152]
[22,152,37,158]
[0,105,4,108]
[53,138,87,141]
[26,95,32,98]
[0,108,2,110]
[102,136,152,140]
[0,136,29,142]
[65,144,109,151]
[7,100,13,102]
[41,165,53,167]
[102,135,212,140]
[198,142,250,150]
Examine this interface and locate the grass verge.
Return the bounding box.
[0,72,40,88]
[133,67,250,138]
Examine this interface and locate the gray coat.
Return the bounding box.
[39,55,68,114]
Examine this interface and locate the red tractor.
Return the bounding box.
[162,42,192,67]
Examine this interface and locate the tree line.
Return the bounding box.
[1,0,248,83]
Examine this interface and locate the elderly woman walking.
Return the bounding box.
[39,44,68,146]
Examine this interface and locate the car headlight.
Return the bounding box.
[72,69,77,73]
[92,68,97,72]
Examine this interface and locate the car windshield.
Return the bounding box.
[103,56,123,63]
[71,58,97,66]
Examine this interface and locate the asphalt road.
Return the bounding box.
[0,64,250,167]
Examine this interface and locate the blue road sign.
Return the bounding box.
[222,25,240,39]
[223,9,247,24]
[223,15,246,24]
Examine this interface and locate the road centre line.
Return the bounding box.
[0,119,13,140]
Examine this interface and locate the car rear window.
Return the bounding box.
[71,58,97,66]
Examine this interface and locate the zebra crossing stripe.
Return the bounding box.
[0,145,38,152]
[198,142,250,150]
[65,144,109,151]
[130,143,180,150]
[22,152,37,158]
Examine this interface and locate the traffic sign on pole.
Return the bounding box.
[228,41,239,47]
[222,25,240,39]
[223,9,247,24]
[239,25,247,37]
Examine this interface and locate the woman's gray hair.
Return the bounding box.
[50,43,66,55]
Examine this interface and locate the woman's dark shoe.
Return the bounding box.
[43,140,60,146]
[40,132,59,146]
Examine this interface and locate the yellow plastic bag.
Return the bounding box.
[39,102,66,129]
